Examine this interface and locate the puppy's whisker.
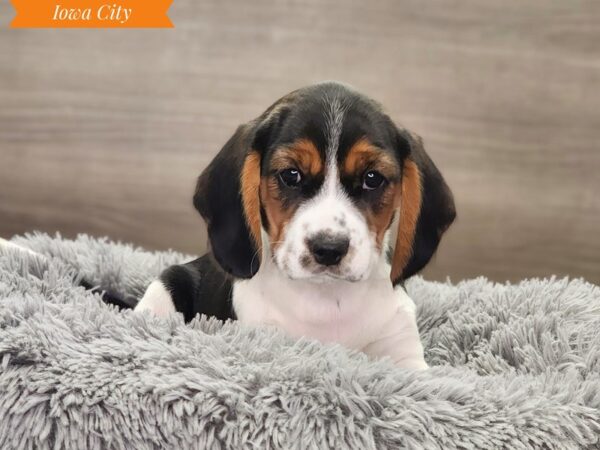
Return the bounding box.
[249,247,262,273]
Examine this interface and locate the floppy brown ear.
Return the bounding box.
[390,131,456,285]
[193,124,262,278]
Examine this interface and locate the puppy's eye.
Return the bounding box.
[279,168,303,187]
[362,171,386,190]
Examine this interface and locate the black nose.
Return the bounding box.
[307,233,350,266]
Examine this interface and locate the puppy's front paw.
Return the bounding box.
[135,281,176,317]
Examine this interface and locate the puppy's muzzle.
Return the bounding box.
[307,233,350,267]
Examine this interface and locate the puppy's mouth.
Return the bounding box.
[314,267,362,282]
[285,260,363,283]
[291,272,362,283]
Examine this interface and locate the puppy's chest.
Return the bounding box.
[232,272,411,350]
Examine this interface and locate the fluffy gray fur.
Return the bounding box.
[0,232,599,450]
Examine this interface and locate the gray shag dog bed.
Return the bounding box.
[1,233,599,450]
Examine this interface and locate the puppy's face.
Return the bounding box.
[259,101,404,282]
[195,82,455,285]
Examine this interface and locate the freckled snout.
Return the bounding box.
[306,233,350,266]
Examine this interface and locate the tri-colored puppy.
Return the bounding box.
[136,82,456,369]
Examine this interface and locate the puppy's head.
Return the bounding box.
[194,82,455,285]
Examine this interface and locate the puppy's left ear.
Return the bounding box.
[193,124,262,278]
[390,130,456,285]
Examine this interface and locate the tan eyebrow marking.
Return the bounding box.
[270,139,323,176]
[342,138,398,179]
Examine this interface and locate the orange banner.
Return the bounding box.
[10,0,173,28]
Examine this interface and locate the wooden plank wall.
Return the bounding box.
[1,0,599,283]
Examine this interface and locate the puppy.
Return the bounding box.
[136,82,455,369]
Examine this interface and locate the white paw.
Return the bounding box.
[135,281,176,317]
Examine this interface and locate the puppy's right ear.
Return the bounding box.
[193,106,290,278]
[193,124,262,279]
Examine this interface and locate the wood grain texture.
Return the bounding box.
[1,0,599,283]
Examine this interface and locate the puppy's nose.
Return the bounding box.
[307,233,350,266]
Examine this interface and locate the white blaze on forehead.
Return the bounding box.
[324,94,346,158]
[322,94,348,196]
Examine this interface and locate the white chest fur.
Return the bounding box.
[233,259,427,368]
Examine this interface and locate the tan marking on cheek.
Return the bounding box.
[390,160,422,282]
[343,138,398,180]
[344,138,401,249]
[240,151,262,252]
[271,139,323,176]
[365,183,400,248]
[259,178,298,250]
